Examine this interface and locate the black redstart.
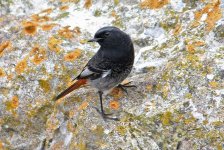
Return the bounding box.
[55,26,135,120]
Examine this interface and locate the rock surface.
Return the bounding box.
[0,0,224,149]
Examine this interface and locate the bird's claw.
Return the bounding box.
[117,81,137,95]
[92,106,120,121]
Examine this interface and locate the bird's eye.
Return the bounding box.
[104,32,110,37]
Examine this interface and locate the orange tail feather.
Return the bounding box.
[54,79,87,101]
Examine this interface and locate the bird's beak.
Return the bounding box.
[88,38,103,42]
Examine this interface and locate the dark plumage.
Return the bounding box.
[55,26,135,120]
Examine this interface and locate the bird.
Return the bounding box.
[54,26,135,120]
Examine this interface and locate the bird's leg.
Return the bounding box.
[94,91,119,121]
[117,81,137,95]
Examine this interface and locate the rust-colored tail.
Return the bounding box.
[54,79,87,101]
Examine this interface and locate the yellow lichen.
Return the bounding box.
[212,121,223,127]
[0,68,5,77]
[39,80,51,92]
[64,49,82,61]
[48,36,62,52]
[160,111,172,126]
[162,83,169,99]
[184,116,196,125]
[209,81,219,88]
[114,0,119,5]
[184,93,192,99]
[5,96,19,111]
[22,21,38,36]
[140,0,169,9]
[79,39,87,44]
[146,84,153,91]
[76,142,87,150]
[15,59,27,74]
[116,126,126,136]
[46,116,59,132]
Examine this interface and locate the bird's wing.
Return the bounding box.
[73,51,113,81]
[77,65,111,80]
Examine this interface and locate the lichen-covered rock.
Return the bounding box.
[0,0,223,149]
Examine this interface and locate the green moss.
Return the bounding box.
[56,12,70,20]
[114,0,119,5]
[160,111,172,126]
[116,126,127,136]
[94,9,101,17]
[93,125,104,136]
[38,79,51,93]
[112,16,124,29]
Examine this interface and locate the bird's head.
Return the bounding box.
[88,26,132,49]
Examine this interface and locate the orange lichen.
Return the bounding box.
[7,74,13,80]
[78,101,89,111]
[58,26,74,39]
[73,26,81,35]
[0,41,12,56]
[140,0,169,9]
[60,0,79,2]
[0,68,5,77]
[110,87,124,100]
[193,0,221,31]
[30,45,47,65]
[60,5,69,11]
[6,96,19,111]
[31,14,51,23]
[15,59,27,74]
[41,23,57,31]
[84,0,92,9]
[69,109,76,118]
[0,140,3,149]
[109,100,120,110]
[185,40,206,54]
[146,84,153,91]
[67,121,76,132]
[173,24,182,35]
[22,21,38,36]
[193,41,205,46]
[48,36,62,52]
[186,44,195,54]
[40,8,53,14]
[64,49,82,61]
[111,10,117,17]
[46,116,59,132]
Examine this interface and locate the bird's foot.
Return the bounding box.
[117,81,137,95]
[93,107,120,121]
